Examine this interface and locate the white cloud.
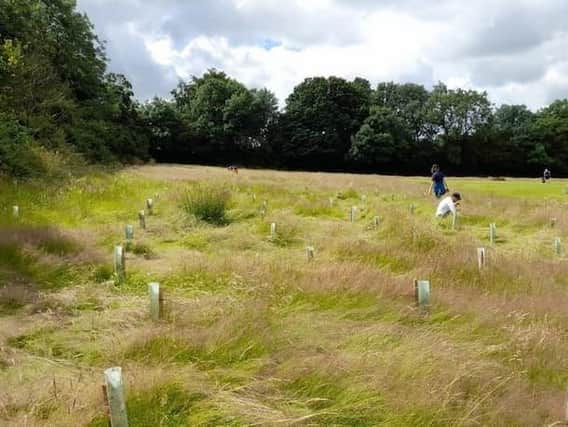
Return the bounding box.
[78,0,568,109]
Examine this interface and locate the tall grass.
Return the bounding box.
[181,184,231,225]
[3,166,568,426]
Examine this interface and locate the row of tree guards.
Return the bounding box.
[105,197,161,426]
[113,203,564,286]
[104,194,565,426]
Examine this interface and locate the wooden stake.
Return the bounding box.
[270,223,277,240]
[148,282,161,321]
[350,206,357,223]
[138,210,146,229]
[113,246,125,283]
[306,246,315,261]
[145,198,153,215]
[159,288,165,320]
[52,377,58,399]
[124,225,134,241]
[414,279,430,312]
[373,216,380,228]
[564,387,568,424]
[410,204,416,214]
[12,205,19,219]
[103,367,128,427]
[101,384,111,426]
[477,247,486,270]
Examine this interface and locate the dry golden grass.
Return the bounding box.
[1,165,568,425]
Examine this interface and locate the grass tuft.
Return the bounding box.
[89,383,205,427]
[181,184,231,225]
[337,188,360,200]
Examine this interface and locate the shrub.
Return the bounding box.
[0,114,45,178]
[0,113,87,180]
[181,184,231,225]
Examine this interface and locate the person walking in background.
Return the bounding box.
[429,164,449,198]
[543,168,551,183]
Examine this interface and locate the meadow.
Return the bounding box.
[1,165,567,426]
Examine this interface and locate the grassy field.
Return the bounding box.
[1,165,568,426]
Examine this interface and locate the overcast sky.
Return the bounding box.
[77,0,568,109]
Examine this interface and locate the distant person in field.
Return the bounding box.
[429,164,449,198]
[436,192,461,218]
[543,168,551,183]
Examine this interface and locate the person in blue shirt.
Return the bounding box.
[429,164,449,198]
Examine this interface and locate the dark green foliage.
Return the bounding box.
[0,113,46,177]
[140,98,189,161]
[532,100,568,174]
[2,0,568,177]
[0,0,149,177]
[349,106,407,170]
[425,83,493,170]
[279,76,370,168]
[144,72,568,176]
[166,69,278,164]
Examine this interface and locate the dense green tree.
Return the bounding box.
[169,70,278,163]
[374,82,431,143]
[0,0,106,101]
[533,100,568,173]
[140,98,190,162]
[223,87,278,149]
[481,105,537,174]
[69,73,150,162]
[348,106,407,171]
[0,0,148,175]
[174,70,245,152]
[371,82,434,172]
[281,76,370,168]
[425,83,492,172]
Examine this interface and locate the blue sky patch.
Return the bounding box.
[262,38,282,51]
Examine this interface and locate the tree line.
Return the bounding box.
[2,1,568,178]
[144,71,568,177]
[0,0,149,178]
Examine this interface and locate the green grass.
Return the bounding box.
[89,384,210,427]
[0,240,83,291]
[7,326,103,363]
[2,166,568,426]
[181,184,231,225]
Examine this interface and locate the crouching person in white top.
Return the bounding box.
[436,192,461,218]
